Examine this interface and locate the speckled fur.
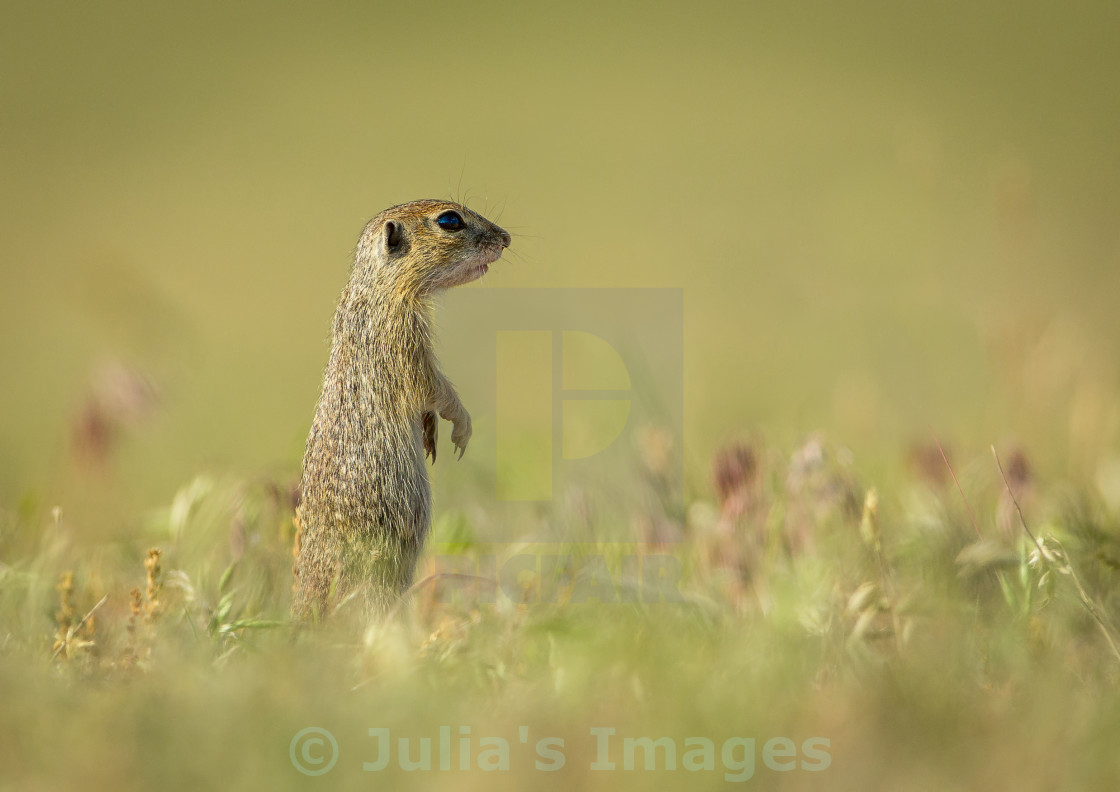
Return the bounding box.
[292,200,510,620]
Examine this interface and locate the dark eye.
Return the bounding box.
[436,211,464,232]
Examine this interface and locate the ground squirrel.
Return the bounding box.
[292,200,510,620]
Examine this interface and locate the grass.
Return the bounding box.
[2,434,1119,791]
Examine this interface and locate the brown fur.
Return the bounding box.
[292,200,510,620]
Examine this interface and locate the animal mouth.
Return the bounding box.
[476,243,505,270]
[456,242,504,285]
[458,256,491,285]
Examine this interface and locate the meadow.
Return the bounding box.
[3,435,1120,790]
[2,1,1119,789]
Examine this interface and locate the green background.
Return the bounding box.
[2,0,1118,516]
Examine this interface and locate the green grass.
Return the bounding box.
[2,436,1119,791]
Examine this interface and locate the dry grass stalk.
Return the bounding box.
[992,445,1120,664]
[51,572,105,662]
[123,548,165,668]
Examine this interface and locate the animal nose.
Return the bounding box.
[497,229,511,248]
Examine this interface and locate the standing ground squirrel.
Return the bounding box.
[292,200,510,620]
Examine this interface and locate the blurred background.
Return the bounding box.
[2,0,1118,528]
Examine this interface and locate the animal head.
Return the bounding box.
[355,200,511,296]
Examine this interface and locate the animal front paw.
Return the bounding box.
[451,412,472,460]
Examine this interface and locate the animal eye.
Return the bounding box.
[436,211,464,232]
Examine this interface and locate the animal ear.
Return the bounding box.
[384,220,403,254]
